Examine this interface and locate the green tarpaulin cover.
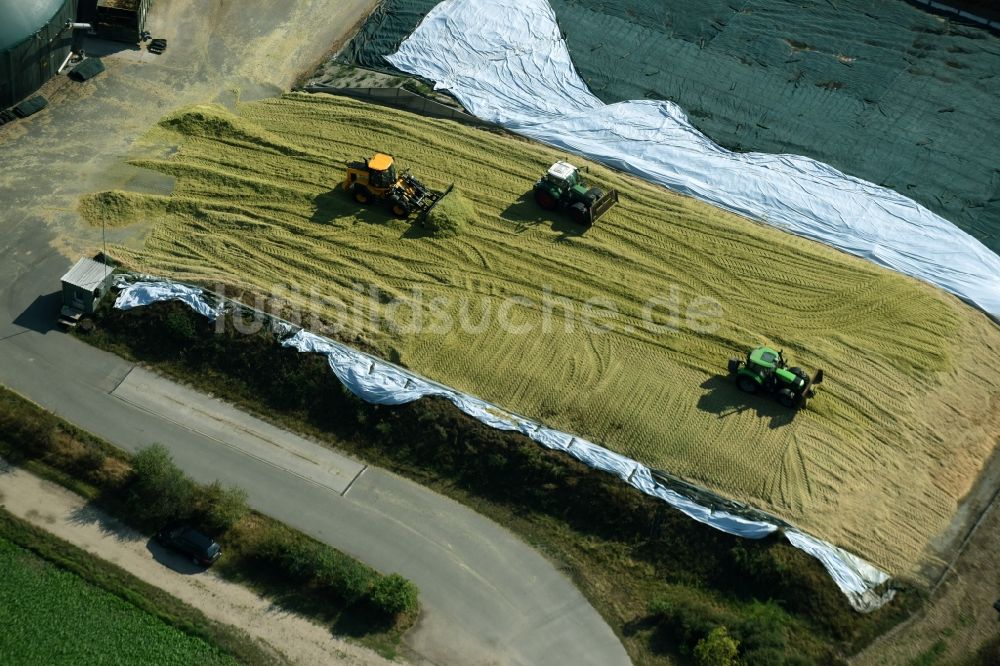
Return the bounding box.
[342,0,1000,255]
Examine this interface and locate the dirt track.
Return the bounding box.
[0,461,394,666]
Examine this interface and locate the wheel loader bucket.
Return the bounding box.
[589,188,619,224]
[419,183,455,223]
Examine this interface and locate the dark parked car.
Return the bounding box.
[156,523,222,566]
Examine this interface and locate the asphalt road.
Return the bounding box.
[0,1,630,664]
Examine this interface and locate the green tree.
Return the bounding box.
[694,626,740,666]
[126,444,195,528]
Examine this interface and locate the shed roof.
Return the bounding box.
[61,258,114,290]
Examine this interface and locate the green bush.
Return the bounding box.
[124,444,196,529]
[734,601,789,657]
[198,482,249,534]
[253,524,378,604]
[284,541,323,583]
[315,549,377,604]
[75,445,107,474]
[649,587,730,654]
[694,626,740,666]
[254,524,318,582]
[366,573,419,619]
[165,310,197,343]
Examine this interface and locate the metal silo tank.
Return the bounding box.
[0,0,78,109]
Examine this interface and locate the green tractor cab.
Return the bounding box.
[533,161,619,226]
[727,346,824,409]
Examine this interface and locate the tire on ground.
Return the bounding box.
[352,184,371,204]
[777,388,798,408]
[391,197,410,217]
[570,202,590,225]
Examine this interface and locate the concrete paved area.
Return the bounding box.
[111,366,367,495]
[0,1,630,664]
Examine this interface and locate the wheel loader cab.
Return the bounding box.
[367,153,398,189]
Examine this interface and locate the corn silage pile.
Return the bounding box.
[84,94,1000,582]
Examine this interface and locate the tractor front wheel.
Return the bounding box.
[352,185,372,204]
[535,188,557,210]
[737,376,759,394]
[727,358,742,374]
[777,388,798,409]
[570,202,590,225]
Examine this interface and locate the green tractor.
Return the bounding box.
[533,161,619,226]
[727,346,824,409]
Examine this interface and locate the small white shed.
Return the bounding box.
[61,257,114,317]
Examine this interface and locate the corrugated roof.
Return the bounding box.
[61,258,114,290]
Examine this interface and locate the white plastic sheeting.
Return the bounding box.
[113,278,894,611]
[114,279,222,320]
[385,0,1000,320]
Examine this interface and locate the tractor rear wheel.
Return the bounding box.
[535,188,557,210]
[570,202,590,225]
[777,388,798,408]
[790,366,809,383]
[737,376,759,394]
[352,185,372,204]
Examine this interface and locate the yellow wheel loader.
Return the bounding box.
[343,153,452,220]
